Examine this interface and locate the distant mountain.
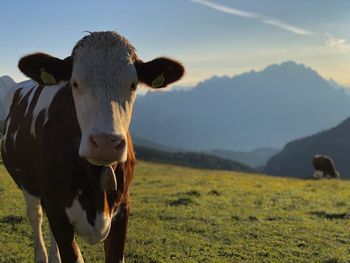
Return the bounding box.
[131,61,350,151]
[0,77,36,121]
[264,117,350,178]
[0,76,16,120]
[210,147,280,168]
[0,75,15,89]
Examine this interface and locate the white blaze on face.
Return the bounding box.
[71,34,138,164]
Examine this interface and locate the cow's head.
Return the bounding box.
[18,31,184,166]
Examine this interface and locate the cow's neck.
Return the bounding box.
[47,83,129,210]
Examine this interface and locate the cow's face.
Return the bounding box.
[18,31,184,166]
[70,33,138,165]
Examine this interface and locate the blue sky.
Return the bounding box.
[1,0,350,87]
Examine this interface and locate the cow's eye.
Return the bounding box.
[72,81,79,89]
[131,83,137,91]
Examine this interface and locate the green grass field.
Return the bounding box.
[1,161,350,262]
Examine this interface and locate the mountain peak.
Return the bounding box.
[0,75,16,88]
[197,61,325,91]
[263,61,316,75]
[0,75,14,82]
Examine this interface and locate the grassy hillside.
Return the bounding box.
[1,162,350,262]
[265,117,350,178]
[134,145,253,173]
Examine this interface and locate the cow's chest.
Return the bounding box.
[65,195,112,244]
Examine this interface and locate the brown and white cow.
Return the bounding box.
[1,31,184,263]
[312,155,340,179]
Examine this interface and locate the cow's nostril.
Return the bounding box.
[90,134,125,150]
[115,139,126,150]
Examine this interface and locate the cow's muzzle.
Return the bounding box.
[83,133,127,165]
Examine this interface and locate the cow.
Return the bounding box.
[1,31,184,263]
[312,155,340,179]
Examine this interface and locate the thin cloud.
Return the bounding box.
[190,0,313,36]
[190,0,260,19]
[326,37,347,47]
[263,20,313,36]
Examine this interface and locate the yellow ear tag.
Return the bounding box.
[151,73,165,88]
[40,68,56,85]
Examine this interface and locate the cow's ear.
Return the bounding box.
[135,57,184,88]
[18,53,72,86]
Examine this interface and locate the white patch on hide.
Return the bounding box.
[3,80,35,118]
[65,196,111,244]
[24,85,38,116]
[18,85,34,104]
[30,82,66,137]
[2,117,11,153]
[12,130,18,149]
[314,171,323,179]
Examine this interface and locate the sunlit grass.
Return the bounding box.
[1,162,350,262]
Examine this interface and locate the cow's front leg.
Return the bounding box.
[23,190,48,263]
[48,229,61,263]
[104,201,130,263]
[44,198,84,263]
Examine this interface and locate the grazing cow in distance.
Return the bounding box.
[1,31,184,263]
[312,155,340,179]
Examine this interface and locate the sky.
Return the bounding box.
[1,0,350,87]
